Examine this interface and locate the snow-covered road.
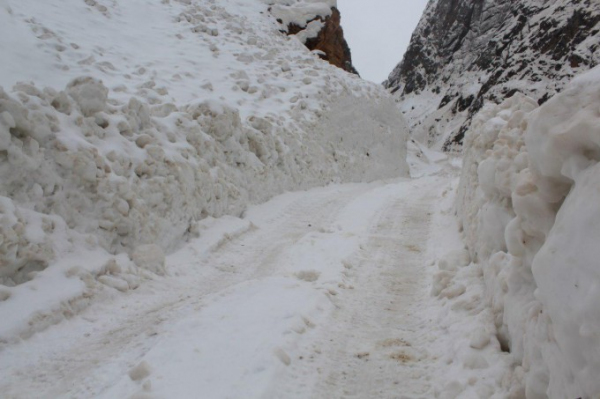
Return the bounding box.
[265,174,442,398]
[0,161,509,398]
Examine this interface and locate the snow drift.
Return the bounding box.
[0,0,407,341]
[458,66,600,398]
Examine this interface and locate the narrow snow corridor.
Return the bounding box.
[1,0,599,396]
[0,163,505,398]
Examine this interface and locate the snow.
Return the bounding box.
[0,0,408,341]
[267,0,335,28]
[0,155,518,398]
[295,19,325,43]
[1,0,598,397]
[457,66,600,398]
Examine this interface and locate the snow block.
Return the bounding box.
[131,245,166,276]
[66,77,108,117]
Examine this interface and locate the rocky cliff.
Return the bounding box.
[385,0,600,150]
[267,1,358,75]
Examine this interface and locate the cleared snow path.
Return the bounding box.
[0,161,509,399]
[265,177,441,398]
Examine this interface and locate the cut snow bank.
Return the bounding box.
[0,0,407,342]
[457,67,600,398]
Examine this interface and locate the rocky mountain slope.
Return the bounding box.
[457,64,600,399]
[385,0,600,150]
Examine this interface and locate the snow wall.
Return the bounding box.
[0,0,408,340]
[0,80,406,286]
[457,67,600,398]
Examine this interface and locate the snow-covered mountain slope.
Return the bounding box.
[0,0,408,341]
[457,66,600,398]
[385,0,600,150]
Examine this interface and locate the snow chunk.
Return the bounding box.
[129,361,152,381]
[66,77,108,117]
[295,20,324,44]
[131,244,166,276]
[0,111,15,150]
[469,328,491,350]
[97,274,130,292]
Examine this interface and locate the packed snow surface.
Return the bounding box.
[3,0,598,397]
[0,0,408,338]
[458,66,600,398]
[0,156,518,398]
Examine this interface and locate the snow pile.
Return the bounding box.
[265,0,336,30]
[457,67,600,398]
[427,176,516,398]
[0,0,407,341]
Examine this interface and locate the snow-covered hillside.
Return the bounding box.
[0,0,408,342]
[458,66,600,398]
[385,0,600,150]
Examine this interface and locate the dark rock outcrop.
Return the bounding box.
[385,0,600,149]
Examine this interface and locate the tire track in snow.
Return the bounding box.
[263,178,444,399]
[0,183,376,399]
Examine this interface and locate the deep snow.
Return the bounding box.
[458,66,600,398]
[0,0,407,342]
[2,0,600,398]
[0,154,519,398]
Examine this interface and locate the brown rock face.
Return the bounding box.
[304,8,359,75]
[278,8,359,75]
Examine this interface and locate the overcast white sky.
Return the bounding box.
[337,0,430,83]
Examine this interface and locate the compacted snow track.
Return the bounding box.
[0,164,507,399]
[264,180,440,398]
[309,190,437,398]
